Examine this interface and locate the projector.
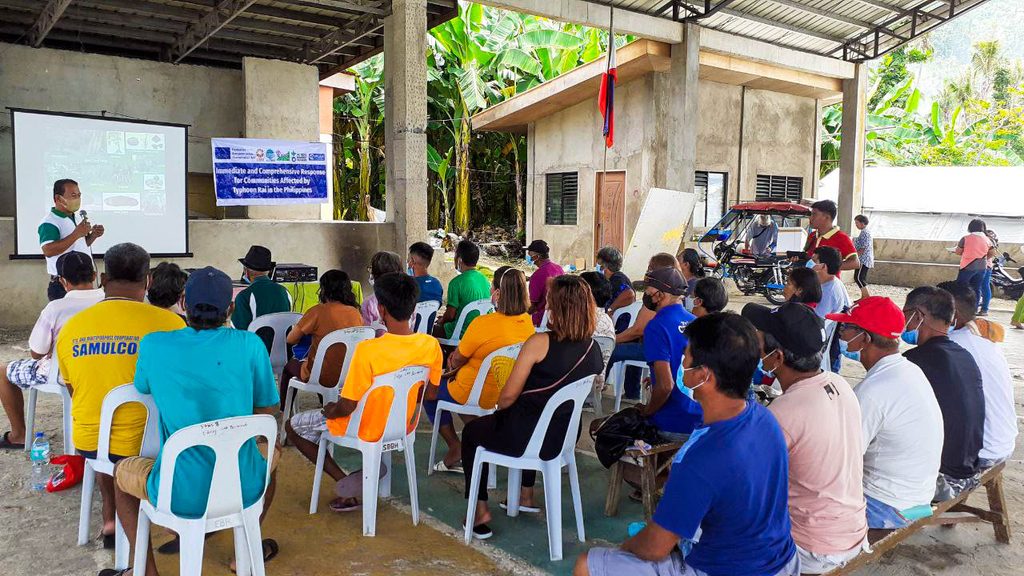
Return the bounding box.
[273,263,318,283]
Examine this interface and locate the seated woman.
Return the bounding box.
[784,267,823,309]
[362,251,404,336]
[461,275,604,539]
[676,248,706,306]
[423,266,535,472]
[607,252,678,399]
[280,270,363,408]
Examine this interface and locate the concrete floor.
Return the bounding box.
[1,283,1022,575]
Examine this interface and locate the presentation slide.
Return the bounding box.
[12,109,189,256]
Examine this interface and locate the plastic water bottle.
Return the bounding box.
[28,432,50,492]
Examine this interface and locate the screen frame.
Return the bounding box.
[7,107,194,259]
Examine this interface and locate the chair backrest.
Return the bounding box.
[593,336,615,367]
[410,300,441,334]
[537,310,550,332]
[611,301,643,333]
[448,299,495,341]
[821,319,837,372]
[345,365,430,446]
[248,312,302,369]
[520,376,595,462]
[96,384,161,461]
[155,414,277,519]
[464,344,523,407]
[305,326,376,393]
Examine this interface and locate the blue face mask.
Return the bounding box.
[839,337,860,362]
[525,253,534,266]
[902,311,922,345]
[758,353,777,380]
[406,266,415,276]
[805,259,817,269]
[596,264,604,274]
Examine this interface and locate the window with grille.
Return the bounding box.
[545,172,578,225]
[755,174,803,202]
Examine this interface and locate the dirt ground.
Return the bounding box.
[0,282,1021,575]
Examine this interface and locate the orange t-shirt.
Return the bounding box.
[327,332,443,441]
[295,302,363,384]
[450,312,534,408]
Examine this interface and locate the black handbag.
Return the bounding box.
[591,407,662,468]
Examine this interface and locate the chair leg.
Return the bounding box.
[78,464,95,546]
[541,463,564,561]
[380,451,393,499]
[24,388,37,453]
[114,516,129,569]
[986,473,1012,544]
[591,382,604,419]
[567,453,586,543]
[604,461,623,517]
[179,526,207,576]
[362,448,383,537]
[464,448,485,545]
[506,468,522,517]
[61,389,75,454]
[613,364,624,413]
[641,456,657,520]
[132,511,152,576]
[242,507,267,576]
[233,527,251,576]
[404,437,420,526]
[487,463,497,490]
[427,408,443,475]
[310,437,328,515]
[279,387,296,447]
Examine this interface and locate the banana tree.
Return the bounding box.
[338,58,383,221]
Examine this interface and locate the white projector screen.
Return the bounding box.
[11,109,189,257]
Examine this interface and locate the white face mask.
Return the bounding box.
[681,365,708,391]
[368,275,375,287]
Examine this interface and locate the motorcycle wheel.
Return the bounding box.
[764,287,787,305]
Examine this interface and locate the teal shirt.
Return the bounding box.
[443,268,492,339]
[231,275,292,330]
[135,327,279,519]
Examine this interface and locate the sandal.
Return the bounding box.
[102,532,115,550]
[433,460,464,474]
[230,539,278,573]
[329,496,362,513]
[463,523,493,540]
[157,532,214,555]
[98,569,131,576]
[0,431,24,450]
[499,500,540,514]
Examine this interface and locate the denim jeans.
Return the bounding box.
[980,268,993,312]
[957,267,986,309]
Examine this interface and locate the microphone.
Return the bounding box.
[79,209,88,220]
[79,209,95,260]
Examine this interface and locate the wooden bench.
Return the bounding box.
[604,441,684,520]
[824,463,1011,575]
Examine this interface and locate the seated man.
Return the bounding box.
[435,240,491,340]
[744,303,867,574]
[526,239,564,326]
[690,277,728,318]
[638,267,701,439]
[231,245,291,331]
[829,297,943,533]
[106,266,281,576]
[575,313,799,576]
[286,272,443,511]
[408,241,443,304]
[55,243,185,548]
[0,252,103,449]
[940,281,1017,467]
[811,246,850,320]
[901,286,985,500]
[147,262,188,319]
[596,245,635,314]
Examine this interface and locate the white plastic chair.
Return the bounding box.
[24,358,74,454]
[133,415,278,576]
[464,375,595,561]
[280,326,375,441]
[411,300,441,334]
[78,384,160,569]
[248,312,301,374]
[537,310,550,333]
[591,336,616,418]
[607,301,648,411]
[821,319,837,372]
[309,365,429,536]
[437,299,495,347]
[427,344,522,486]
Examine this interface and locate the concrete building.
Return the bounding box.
[473,34,850,264]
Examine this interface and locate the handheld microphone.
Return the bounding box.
[79,210,95,260]
[79,209,88,220]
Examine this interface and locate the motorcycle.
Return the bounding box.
[991,252,1024,300]
[710,240,790,305]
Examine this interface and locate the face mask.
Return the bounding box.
[525,254,534,266]
[902,311,922,345]
[684,297,694,312]
[681,366,708,392]
[805,259,817,269]
[596,264,604,274]
[406,266,415,276]
[64,197,82,214]
[759,352,778,380]
[642,292,658,311]
[368,275,375,287]
[838,336,859,362]
[240,273,251,285]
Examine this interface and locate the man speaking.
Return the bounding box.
[39,179,104,300]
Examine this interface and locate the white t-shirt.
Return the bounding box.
[38,208,90,276]
[28,288,105,376]
[950,327,1018,461]
[855,354,944,510]
[815,277,851,320]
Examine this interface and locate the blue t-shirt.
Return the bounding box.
[414,274,443,304]
[654,401,796,576]
[643,303,702,433]
[135,327,280,519]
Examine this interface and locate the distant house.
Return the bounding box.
[473,36,845,265]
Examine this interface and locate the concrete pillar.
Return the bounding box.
[810,99,824,199]
[384,0,428,255]
[652,23,700,197]
[243,57,322,220]
[837,63,866,234]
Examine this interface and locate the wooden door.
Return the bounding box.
[595,171,626,254]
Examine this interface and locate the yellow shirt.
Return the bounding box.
[450,313,534,408]
[327,332,443,442]
[57,299,185,455]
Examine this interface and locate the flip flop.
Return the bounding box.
[463,523,493,540]
[433,460,464,474]
[329,497,362,513]
[230,539,278,574]
[103,533,115,550]
[157,532,214,555]
[499,501,541,514]
[98,569,131,576]
[0,431,24,450]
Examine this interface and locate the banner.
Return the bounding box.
[212,138,328,206]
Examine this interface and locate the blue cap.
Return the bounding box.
[184,266,233,319]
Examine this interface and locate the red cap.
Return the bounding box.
[826,296,905,338]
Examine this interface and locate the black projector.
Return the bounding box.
[273,263,318,283]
